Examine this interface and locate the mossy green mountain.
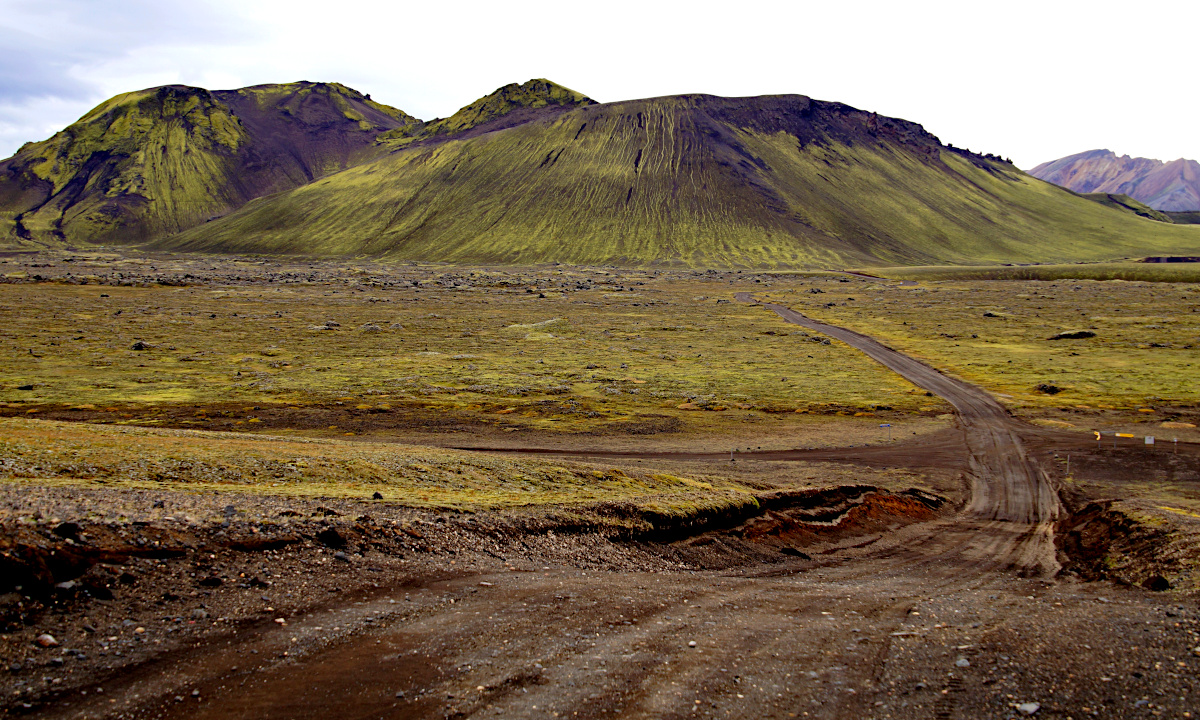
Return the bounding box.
[161,93,1200,267]
[0,82,417,245]
[5,79,1200,267]
[376,78,595,148]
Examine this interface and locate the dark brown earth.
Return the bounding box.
[3,300,1199,720]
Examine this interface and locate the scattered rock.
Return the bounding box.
[955,657,970,668]
[153,499,166,509]
[333,551,350,563]
[323,320,340,328]
[316,528,347,549]
[1048,330,1095,340]
[198,577,223,588]
[130,340,150,350]
[360,323,383,333]
[52,521,81,539]
[1017,701,1040,715]
[1035,384,1061,395]
[35,634,59,648]
[687,640,697,648]
[1142,575,1172,592]
[372,491,384,500]
[16,384,34,390]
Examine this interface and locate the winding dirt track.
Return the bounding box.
[741,295,1062,578]
[40,297,1085,720]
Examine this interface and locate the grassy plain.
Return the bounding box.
[868,262,1200,283]
[2,249,1198,512]
[759,273,1200,427]
[0,252,952,453]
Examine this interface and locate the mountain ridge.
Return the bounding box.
[0,81,418,245]
[156,92,1200,267]
[1029,149,1200,212]
[3,82,1199,267]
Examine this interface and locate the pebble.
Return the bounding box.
[36,634,59,648]
[954,657,970,668]
[191,609,209,620]
[688,641,698,648]
[1017,701,1040,715]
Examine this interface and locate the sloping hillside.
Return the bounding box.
[1030,149,1200,212]
[0,82,416,245]
[160,93,1200,267]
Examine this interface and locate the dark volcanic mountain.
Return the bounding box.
[3,81,1199,266]
[0,82,419,245]
[159,93,1200,267]
[1029,149,1200,212]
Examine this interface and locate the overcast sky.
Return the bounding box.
[2,0,1196,169]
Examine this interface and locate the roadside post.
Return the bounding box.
[1094,430,1101,449]
[1116,432,1134,449]
[1066,453,1070,476]
[881,423,892,442]
[730,448,735,462]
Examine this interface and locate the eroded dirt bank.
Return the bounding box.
[1,483,1197,720]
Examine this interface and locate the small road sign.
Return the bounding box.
[1145,436,1155,445]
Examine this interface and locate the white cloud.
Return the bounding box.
[1,0,1198,167]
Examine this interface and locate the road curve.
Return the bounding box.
[736,293,1062,576]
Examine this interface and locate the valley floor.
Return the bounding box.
[1,250,1199,719]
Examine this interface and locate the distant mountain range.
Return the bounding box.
[1029,150,1200,212]
[2,81,1198,267]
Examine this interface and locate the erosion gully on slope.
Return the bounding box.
[17,296,1198,720]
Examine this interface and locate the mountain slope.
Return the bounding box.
[1029,149,1200,211]
[1080,193,1173,223]
[160,93,1200,267]
[0,82,417,245]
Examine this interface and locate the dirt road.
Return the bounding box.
[741,295,1063,577]
[17,299,1198,720]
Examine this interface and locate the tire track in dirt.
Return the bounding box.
[738,293,1062,578]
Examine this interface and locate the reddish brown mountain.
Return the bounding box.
[1029,149,1200,212]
